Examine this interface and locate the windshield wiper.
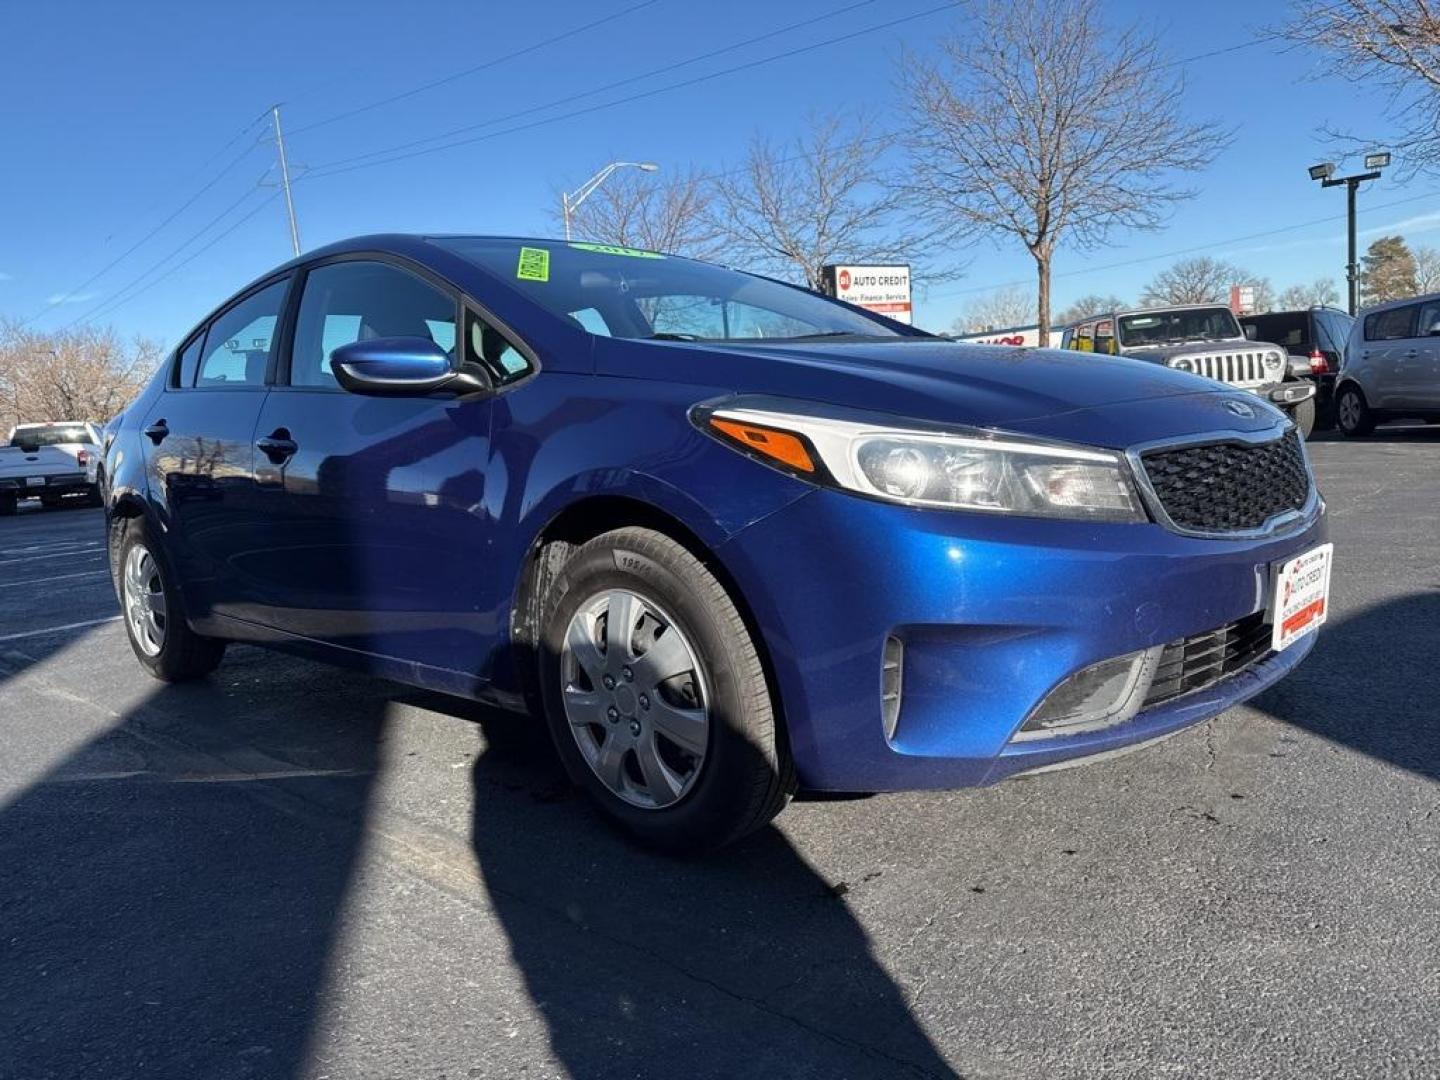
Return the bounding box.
[643,332,705,341]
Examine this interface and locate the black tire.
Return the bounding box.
[87,483,104,507]
[114,516,226,681]
[40,495,62,510]
[0,493,16,517]
[1289,396,1316,439]
[1336,384,1375,437]
[537,527,794,852]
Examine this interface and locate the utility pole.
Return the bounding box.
[272,105,301,258]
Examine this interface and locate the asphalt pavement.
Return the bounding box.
[0,427,1437,1080]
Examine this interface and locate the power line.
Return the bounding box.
[67,193,284,333]
[922,188,1440,302]
[303,0,880,175]
[287,0,666,137]
[56,181,272,332]
[19,109,271,329]
[300,2,952,182]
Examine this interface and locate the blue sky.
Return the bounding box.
[2,0,1436,347]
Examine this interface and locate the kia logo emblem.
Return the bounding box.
[1224,399,1255,418]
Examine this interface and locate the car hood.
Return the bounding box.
[598,338,1285,448]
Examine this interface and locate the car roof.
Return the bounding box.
[1357,291,1440,316]
[1114,303,1233,317]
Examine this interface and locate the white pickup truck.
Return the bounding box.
[0,422,103,515]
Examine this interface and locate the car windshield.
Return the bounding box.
[432,238,907,342]
[9,424,92,448]
[1117,308,1241,347]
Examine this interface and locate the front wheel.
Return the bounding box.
[116,517,226,681]
[537,527,794,852]
[1336,384,1375,437]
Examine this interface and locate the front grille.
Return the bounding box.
[1186,351,1271,386]
[1143,611,1273,706]
[1140,430,1310,533]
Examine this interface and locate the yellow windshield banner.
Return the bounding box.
[569,242,664,260]
[517,246,550,282]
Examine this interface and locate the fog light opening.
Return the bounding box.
[881,635,904,743]
[1014,646,1163,741]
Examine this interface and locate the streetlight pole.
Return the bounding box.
[272,105,302,258]
[1308,153,1390,315]
[561,160,659,241]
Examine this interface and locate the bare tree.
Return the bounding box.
[555,167,725,260]
[1275,0,1440,175]
[897,0,1228,341]
[1414,244,1440,292]
[1139,257,1248,306]
[0,321,160,432]
[1277,278,1342,308]
[710,114,924,289]
[1054,293,1128,325]
[952,286,1036,333]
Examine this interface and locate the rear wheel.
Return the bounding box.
[0,493,15,517]
[1336,384,1375,437]
[537,527,793,852]
[117,517,226,681]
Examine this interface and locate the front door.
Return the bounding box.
[141,276,291,623]
[244,258,498,679]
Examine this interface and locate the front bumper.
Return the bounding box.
[718,488,1327,791]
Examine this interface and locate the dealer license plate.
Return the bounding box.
[1270,543,1332,652]
[25,477,45,487]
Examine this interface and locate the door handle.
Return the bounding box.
[143,420,169,444]
[256,432,298,463]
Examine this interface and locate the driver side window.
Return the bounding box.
[290,261,457,388]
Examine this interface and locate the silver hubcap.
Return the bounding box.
[560,589,709,809]
[1339,393,1360,429]
[123,543,167,657]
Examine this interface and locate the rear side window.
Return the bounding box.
[290,261,456,387]
[1417,300,1440,337]
[196,278,290,387]
[1318,311,1353,350]
[175,333,205,388]
[1364,305,1417,342]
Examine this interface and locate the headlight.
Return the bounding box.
[696,405,1146,523]
[1263,349,1285,371]
[1169,357,1194,373]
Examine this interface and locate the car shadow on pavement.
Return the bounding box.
[1252,588,1440,783]
[460,701,961,1080]
[0,648,388,1080]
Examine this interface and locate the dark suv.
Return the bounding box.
[1239,307,1353,429]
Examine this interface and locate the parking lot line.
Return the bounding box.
[0,547,105,566]
[0,616,120,643]
[0,570,109,590]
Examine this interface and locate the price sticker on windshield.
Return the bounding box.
[1270,543,1332,652]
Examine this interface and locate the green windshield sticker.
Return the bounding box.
[568,242,664,260]
[517,246,550,282]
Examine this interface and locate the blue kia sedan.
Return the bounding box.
[103,236,1331,850]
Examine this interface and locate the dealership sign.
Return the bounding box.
[822,264,912,325]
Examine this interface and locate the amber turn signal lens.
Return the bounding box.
[709,418,815,473]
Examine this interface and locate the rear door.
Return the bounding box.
[140,275,291,623]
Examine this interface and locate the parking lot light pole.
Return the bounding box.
[561,161,659,241]
[1309,153,1390,316]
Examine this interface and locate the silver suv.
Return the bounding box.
[1059,304,1316,433]
[1334,292,1440,436]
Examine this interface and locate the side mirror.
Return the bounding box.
[1243,325,1258,340]
[330,336,480,397]
[1427,322,1440,337]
